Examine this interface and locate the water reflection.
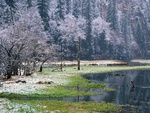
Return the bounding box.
[82,70,150,113]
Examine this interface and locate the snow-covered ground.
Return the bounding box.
[0,98,38,113]
[0,73,70,94]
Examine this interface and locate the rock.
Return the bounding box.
[36,81,44,84]
[15,80,26,83]
[36,81,53,84]
[45,81,54,84]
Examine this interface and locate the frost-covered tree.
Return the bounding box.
[0,22,53,78]
[91,17,110,57]
[59,14,85,41]
[0,4,54,78]
[58,14,86,70]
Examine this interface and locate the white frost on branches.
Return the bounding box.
[92,17,111,40]
[58,14,86,42]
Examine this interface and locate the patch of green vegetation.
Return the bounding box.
[81,82,106,88]
[67,76,87,87]
[11,99,121,113]
[103,87,116,92]
[66,75,115,90]
[0,81,112,99]
[0,86,94,99]
[40,86,94,98]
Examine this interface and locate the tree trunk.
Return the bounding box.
[6,69,12,79]
[13,66,18,75]
[6,58,12,79]
[7,73,12,79]
[39,61,46,72]
[33,61,36,71]
[10,6,14,25]
[77,37,81,70]
[39,65,43,72]
[60,42,63,71]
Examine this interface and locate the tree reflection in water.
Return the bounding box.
[82,70,150,113]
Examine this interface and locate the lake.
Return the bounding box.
[80,70,150,113]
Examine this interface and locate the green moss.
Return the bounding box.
[0,87,93,99]
[11,99,121,113]
[103,87,116,91]
[40,86,94,97]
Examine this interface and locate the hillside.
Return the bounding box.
[0,0,150,60]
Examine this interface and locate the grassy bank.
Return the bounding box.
[0,98,120,113]
[11,100,120,113]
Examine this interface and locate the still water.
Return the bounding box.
[80,70,150,113]
[62,70,150,112]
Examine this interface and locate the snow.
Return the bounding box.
[0,98,38,113]
[0,73,70,95]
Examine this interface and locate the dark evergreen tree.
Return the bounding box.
[73,0,81,18]
[51,0,66,44]
[82,0,93,59]
[66,0,71,14]
[37,0,50,31]
[55,0,65,20]
[0,1,7,24]
[4,0,16,24]
[106,0,118,30]
[135,21,145,53]
[5,0,15,8]
[99,30,107,54]
[27,0,32,8]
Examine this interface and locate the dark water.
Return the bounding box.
[80,70,150,113]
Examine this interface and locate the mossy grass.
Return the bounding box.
[11,99,121,113]
[0,84,105,99]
